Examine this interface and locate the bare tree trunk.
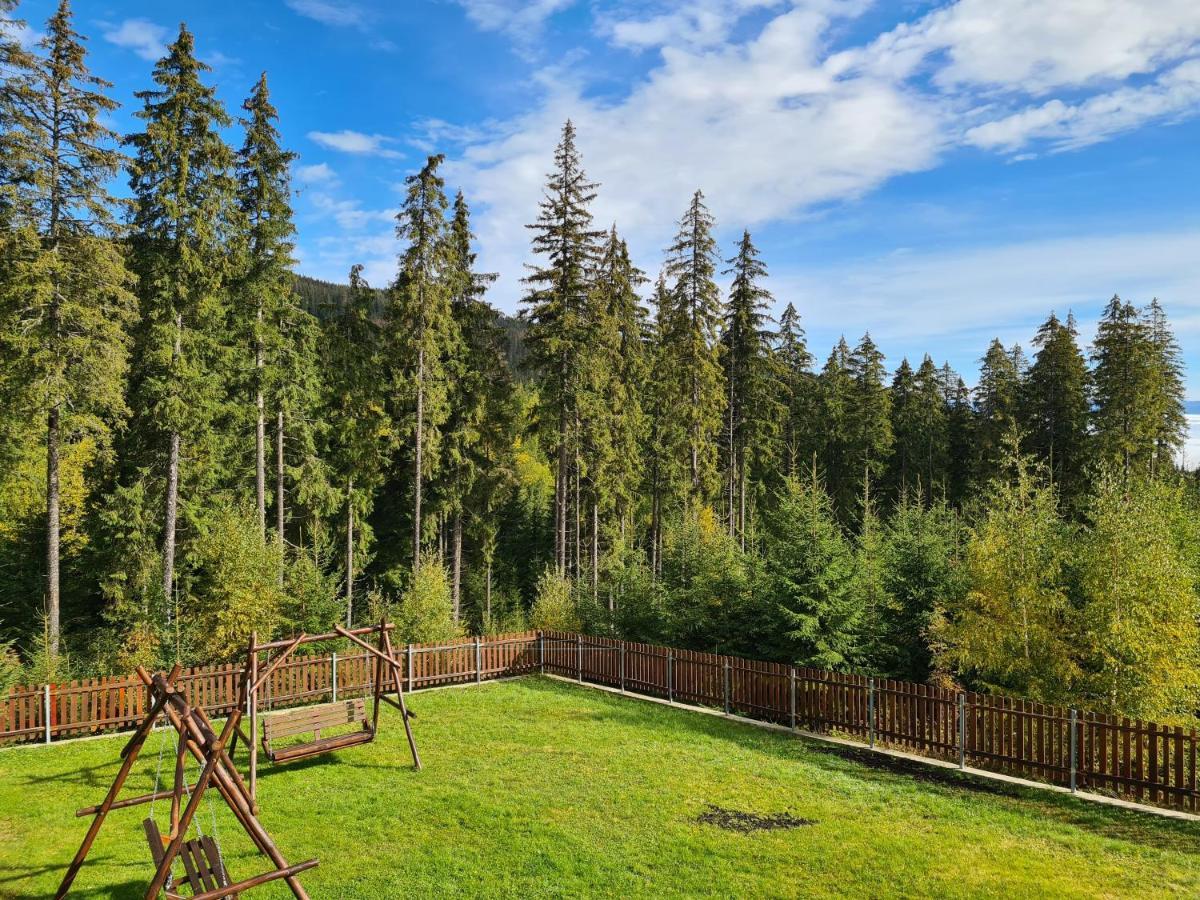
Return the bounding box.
[162,313,183,609]
[557,397,568,574]
[591,499,599,602]
[485,556,493,621]
[276,409,285,586]
[739,453,747,551]
[46,405,61,657]
[413,345,424,568]
[452,511,463,621]
[345,477,354,628]
[255,308,266,541]
[573,450,581,581]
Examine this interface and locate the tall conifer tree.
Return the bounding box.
[720,229,780,543]
[1021,312,1090,503]
[123,24,235,609]
[523,121,603,574]
[0,0,135,654]
[235,72,297,543]
[661,190,725,505]
[391,153,455,566]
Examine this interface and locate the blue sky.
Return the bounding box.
[12,0,1200,396]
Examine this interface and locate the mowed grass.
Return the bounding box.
[4,677,1200,899]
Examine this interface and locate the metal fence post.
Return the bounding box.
[619,643,626,693]
[723,660,731,715]
[1070,708,1078,792]
[475,637,482,684]
[407,643,414,693]
[331,651,338,703]
[43,684,51,744]
[667,651,673,703]
[538,632,544,674]
[577,634,583,682]
[957,692,966,769]
[868,678,875,749]
[790,668,797,730]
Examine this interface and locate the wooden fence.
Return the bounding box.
[2,631,540,746]
[540,632,1200,812]
[5,629,1197,812]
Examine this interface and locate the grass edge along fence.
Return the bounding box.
[539,632,1200,813]
[4,629,1198,813]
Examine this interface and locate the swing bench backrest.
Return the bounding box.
[144,817,234,899]
[261,697,372,763]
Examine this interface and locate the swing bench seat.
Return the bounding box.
[261,698,373,763]
[145,817,319,900]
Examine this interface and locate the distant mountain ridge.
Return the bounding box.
[294,273,528,376]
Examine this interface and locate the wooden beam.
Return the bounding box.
[251,633,307,695]
[253,623,392,653]
[383,630,422,770]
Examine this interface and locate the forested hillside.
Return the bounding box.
[1,4,1198,726]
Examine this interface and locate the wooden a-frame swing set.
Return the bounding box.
[55,622,421,899]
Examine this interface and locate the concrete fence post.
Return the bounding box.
[958,692,966,769]
[331,652,338,703]
[723,660,731,715]
[868,678,876,749]
[44,684,51,744]
[1070,708,1078,792]
[619,643,626,693]
[475,637,482,684]
[790,668,797,731]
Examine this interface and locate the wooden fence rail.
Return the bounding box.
[539,632,1199,812]
[4,630,1197,812]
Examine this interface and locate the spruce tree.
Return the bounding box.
[776,302,816,477]
[661,190,725,505]
[720,230,781,544]
[322,265,388,625]
[818,338,854,516]
[911,355,949,501]
[123,24,237,610]
[974,338,1022,484]
[1021,312,1090,504]
[888,359,917,498]
[234,72,297,543]
[442,190,508,618]
[0,0,135,654]
[391,153,455,566]
[586,226,648,598]
[1091,296,1162,477]
[522,121,603,574]
[846,333,892,520]
[1144,298,1186,473]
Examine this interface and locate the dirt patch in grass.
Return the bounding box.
[696,805,816,833]
[810,744,1019,797]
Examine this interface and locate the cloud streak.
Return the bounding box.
[308,130,403,158]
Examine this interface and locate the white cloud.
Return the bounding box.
[448,4,944,306]
[856,0,1200,94]
[600,0,786,50]
[308,130,403,159]
[294,163,340,186]
[455,0,575,42]
[966,59,1200,152]
[310,192,395,230]
[285,0,365,28]
[102,18,168,61]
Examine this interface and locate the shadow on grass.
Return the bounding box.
[518,676,1200,857]
[3,856,146,900]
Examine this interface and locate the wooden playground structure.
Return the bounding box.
[55,622,421,899]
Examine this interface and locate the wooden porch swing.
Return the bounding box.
[242,622,421,810]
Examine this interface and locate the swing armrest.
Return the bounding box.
[164,858,319,900]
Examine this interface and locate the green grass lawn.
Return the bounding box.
[4,676,1200,898]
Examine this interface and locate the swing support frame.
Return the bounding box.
[55,664,318,900]
[242,621,421,812]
